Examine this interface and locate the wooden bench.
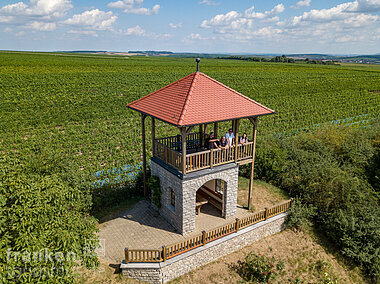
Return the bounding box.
[196,197,208,215]
[197,186,223,211]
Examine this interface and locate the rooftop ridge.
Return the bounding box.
[177,72,198,126]
[127,72,195,109]
[198,72,275,113]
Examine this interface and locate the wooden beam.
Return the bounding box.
[248,116,258,126]
[181,127,187,174]
[151,117,155,156]
[234,119,240,162]
[214,122,218,139]
[141,114,147,198]
[186,125,194,135]
[248,117,258,209]
[199,124,204,148]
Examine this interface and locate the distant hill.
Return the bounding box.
[51,50,380,64]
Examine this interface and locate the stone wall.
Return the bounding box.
[121,213,287,284]
[151,159,239,234]
[151,160,184,233]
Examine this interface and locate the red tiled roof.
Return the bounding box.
[127,72,275,126]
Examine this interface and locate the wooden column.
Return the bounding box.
[204,123,208,134]
[234,119,240,162]
[214,122,218,139]
[248,117,258,209]
[141,114,147,198]
[151,117,156,156]
[199,124,203,147]
[181,127,187,174]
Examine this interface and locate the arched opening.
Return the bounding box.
[195,179,225,218]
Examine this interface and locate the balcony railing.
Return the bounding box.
[153,132,254,174]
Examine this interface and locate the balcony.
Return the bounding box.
[153,132,254,174]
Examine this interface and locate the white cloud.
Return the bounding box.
[169,22,182,28]
[0,0,72,19]
[125,25,145,36]
[245,4,285,19]
[291,0,312,9]
[63,9,117,31]
[253,26,282,37]
[107,0,160,15]
[182,33,216,42]
[292,0,380,25]
[199,0,219,6]
[0,0,72,30]
[67,29,98,37]
[198,0,380,47]
[25,21,56,31]
[200,11,241,28]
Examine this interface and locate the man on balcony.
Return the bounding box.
[225,128,235,147]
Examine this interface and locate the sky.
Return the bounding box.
[0,0,379,54]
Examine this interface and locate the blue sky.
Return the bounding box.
[0,0,379,54]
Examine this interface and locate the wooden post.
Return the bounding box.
[264,207,268,220]
[234,119,239,162]
[141,114,147,198]
[151,117,155,156]
[214,122,218,139]
[210,149,214,168]
[181,127,187,174]
[202,230,206,245]
[235,218,240,232]
[248,117,258,210]
[125,248,129,263]
[199,124,203,148]
[204,123,208,134]
[162,246,167,262]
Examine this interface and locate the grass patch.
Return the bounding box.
[238,176,289,211]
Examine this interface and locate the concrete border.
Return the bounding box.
[121,212,287,283]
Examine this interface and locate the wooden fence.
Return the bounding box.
[125,199,292,263]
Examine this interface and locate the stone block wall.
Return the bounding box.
[121,213,287,284]
[151,159,239,234]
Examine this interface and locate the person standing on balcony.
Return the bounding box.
[205,132,219,150]
[225,128,235,147]
[240,133,249,144]
[219,136,228,149]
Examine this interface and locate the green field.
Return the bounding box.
[1,51,379,179]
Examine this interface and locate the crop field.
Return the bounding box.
[1,51,379,182]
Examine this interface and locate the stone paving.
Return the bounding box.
[98,200,252,263]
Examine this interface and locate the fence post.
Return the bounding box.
[210,149,214,168]
[235,218,240,232]
[264,208,268,220]
[125,248,129,264]
[162,246,167,262]
[202,231,206,245]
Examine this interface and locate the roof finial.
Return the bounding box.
[196,58,200,72]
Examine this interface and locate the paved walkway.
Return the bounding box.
[98,200,251,263]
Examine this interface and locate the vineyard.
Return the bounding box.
[1,51,379,183]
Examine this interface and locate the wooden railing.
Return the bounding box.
[124,199,293,263]
[155,132,207,152]
[154,135,254,174]
[154,140,182,171]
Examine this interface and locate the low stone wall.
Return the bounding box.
[121,212,287,283]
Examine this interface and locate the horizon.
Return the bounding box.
[1,49,379,56]
[0,0,379,54]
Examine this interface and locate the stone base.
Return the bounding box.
[151,158,238,234]
[121,213,287,284]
